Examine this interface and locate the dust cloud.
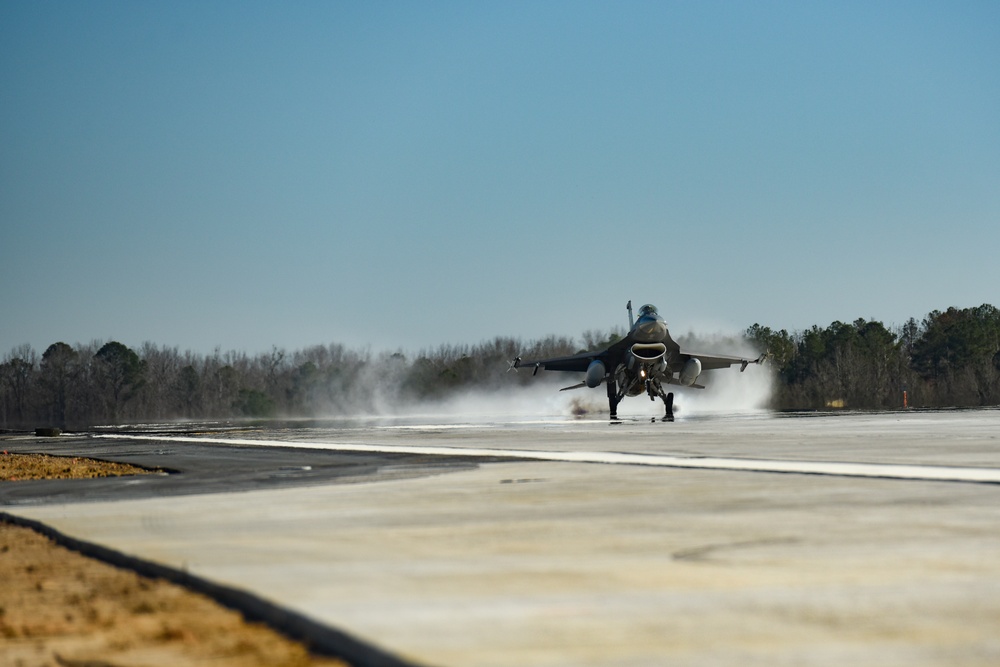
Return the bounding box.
[307,331,772,423]
[668,331,774,419]
[332,350,771,424]
[371,382,587,423]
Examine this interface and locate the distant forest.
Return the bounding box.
[2,304,999,430]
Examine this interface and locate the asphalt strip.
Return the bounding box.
[101,434,1000,485]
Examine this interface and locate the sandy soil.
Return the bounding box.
[1,453,349,667]
[0,451,155,482]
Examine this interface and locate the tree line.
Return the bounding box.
[0,336,576,429]
[2,304,998,429]
[746,304,1000,410]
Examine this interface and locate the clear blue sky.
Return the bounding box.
[3,1,998,357]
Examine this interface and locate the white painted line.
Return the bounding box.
[101,434,1000,484]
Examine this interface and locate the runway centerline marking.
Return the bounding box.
[102,434,1000,485]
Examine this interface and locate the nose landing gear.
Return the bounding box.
[608,373,675,423]
[647,380,674,422]
[643,380,675,422]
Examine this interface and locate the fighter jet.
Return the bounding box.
[511,301,766,421]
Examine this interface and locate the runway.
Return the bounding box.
[4,409,1000,666]
[100,427,1000,483]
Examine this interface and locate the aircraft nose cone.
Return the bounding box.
[634,315,667,342]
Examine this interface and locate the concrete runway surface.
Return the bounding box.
[4,408,1000,666]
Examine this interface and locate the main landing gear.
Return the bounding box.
[661,390,675,422]
[607,377,621,420]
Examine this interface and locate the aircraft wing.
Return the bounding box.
[514,350,599,373]
[515,337,631,374]
[682,352,767,372]
[516,341,764,375]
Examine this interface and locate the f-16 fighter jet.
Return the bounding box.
[512,301,766,421]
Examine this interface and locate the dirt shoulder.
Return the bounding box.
[1,451,156,482]
[1,452,350,667]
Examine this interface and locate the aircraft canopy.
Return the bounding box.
[638,304,659,317]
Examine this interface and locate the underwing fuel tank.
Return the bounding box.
[679,357,702,386]
[585,360,606,388]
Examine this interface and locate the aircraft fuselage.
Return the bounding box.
[632,309,668,343]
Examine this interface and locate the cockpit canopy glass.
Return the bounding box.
[638,304,659,318]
